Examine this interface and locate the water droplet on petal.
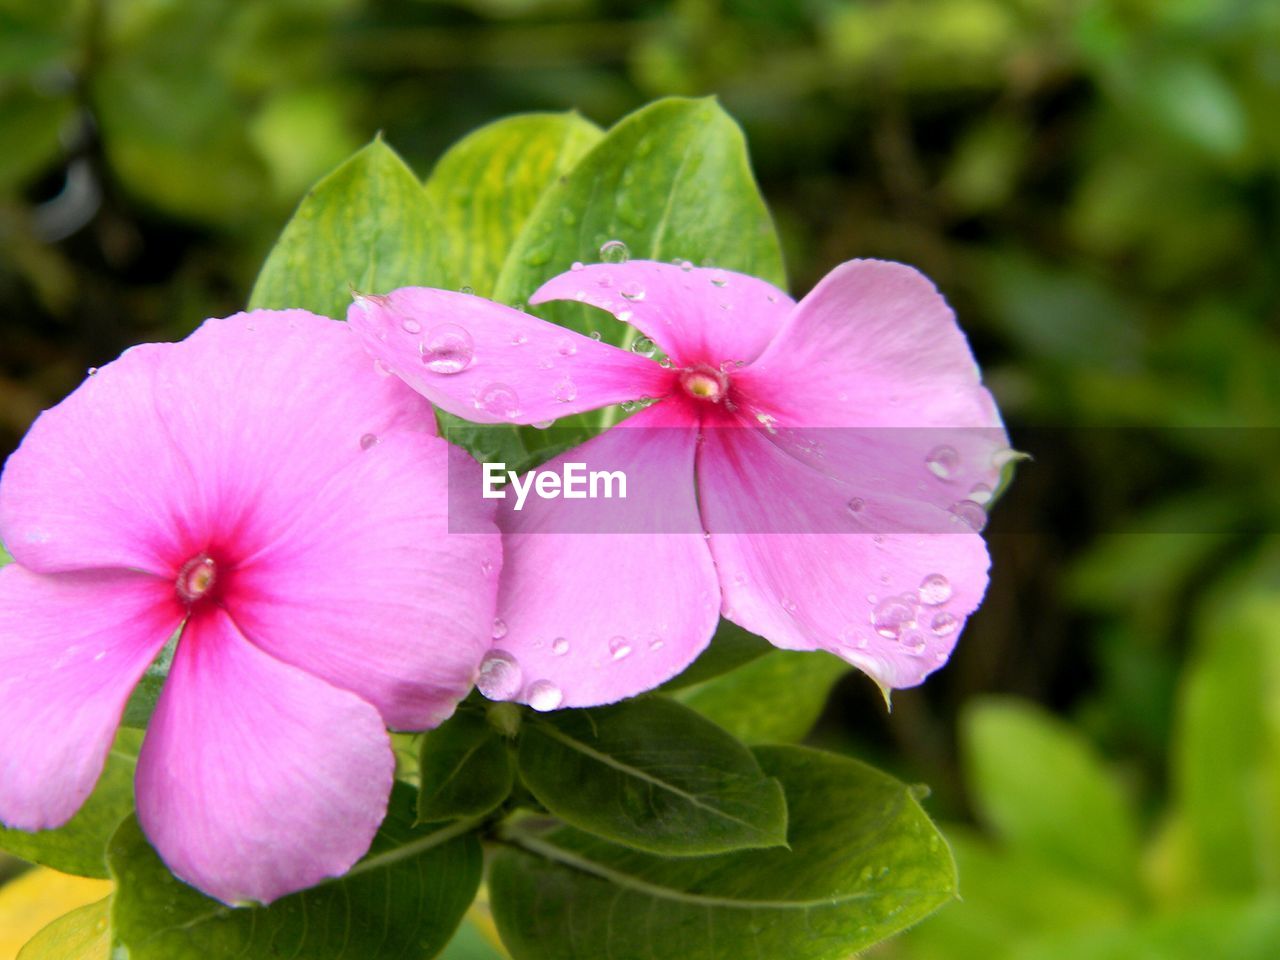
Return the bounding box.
[925,445,959,479]
[599,239,629,264]
[532,419,554,430]
[511,333,528,346]
[554,377,578,403]
[359,433,378,450]
[87,366,98,376]
[872,596,917,639]
[902,631,928,654]
[968,482,994,505]
[709,271,728,287]
[609,636,632,660]
[949,499,988,532]
[590,331,602,342]
[373,358,392,378]
[930,611,959,636]
[631,336,655,358]
[527,679,563,711]
[459,285,474,295]
[492,618,508,639]
[648,636,665,651]
[570,261,585,271]
[918,574,952,605]
[847,497,866,516]
[421,324,474,374]
[782,598,799,615]
[552,637,570,656]
[557,338,577,357]
[476,650,522,701]
[401,317,421,334]
[620,281,645,301]
[679,259,693,272]
[475,383,521,420]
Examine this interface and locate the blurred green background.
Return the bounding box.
[3,0,1280,956]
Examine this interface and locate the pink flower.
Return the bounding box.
[0,311,500,904]
[349,260,1007,708]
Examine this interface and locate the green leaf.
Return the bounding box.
[120,631,178,729]
[962,698,1140,893]
[0,742,136,879]
[424,112,603,297]
[418,705,515,822]
[657,619,773,692]
[17,897,111,960]
[517,697,787,855]
[491,744,956,960]
[109,783,482,960]
[249,138,437,320]
[492,96,786,346]
[674,648,849,744]
[1173,588,1280,895]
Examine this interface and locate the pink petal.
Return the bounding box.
[484,403,720,708]
[0,564,180,830]
[530,261,794,367]
[0,310,435,576]
[347,287,673,424]
[135,608,395,906]
[149,309,440,565]
[737,259,1004,431]
[698,424,992,691]
[228,433,500,731]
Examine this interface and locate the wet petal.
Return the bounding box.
[229,433,500,731]
[0,565,180,830]
[348,288,671,425]
[530,261,794,367]
[698,424,991,691]
[135,608,394,905]
[486,404,720,708]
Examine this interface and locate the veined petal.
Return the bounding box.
[229,433,500,731]
[697,425,991,691]
[0,565,180,830]
[348,287,671,425]
[530,261,794,367]
[486,403,720,708]
[135,608,394,906]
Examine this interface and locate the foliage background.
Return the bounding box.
[2,0,1279,956]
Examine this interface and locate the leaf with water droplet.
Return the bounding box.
[516,697,787,856]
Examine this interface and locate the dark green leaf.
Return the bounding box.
[517,697,786,855]
[424,111,602,297]
[0,741,135,879]
[120,632,177,730]
[962,698,1140,893]
[109,783,482,960]
[249,138,437,320]
[657,620,773,692]
[674,648,849,744]
[491,744,956,960]
[418,705,515,823]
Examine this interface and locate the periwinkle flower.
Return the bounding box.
[0,311,500,904]
[349,260,1008,707]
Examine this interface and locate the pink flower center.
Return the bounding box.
[176,555,218,605]
[680,365,729,403]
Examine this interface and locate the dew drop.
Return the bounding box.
[373,358,392,378]
[476,650,522,701]
[648,636,665,651]
[901,631,928,654]
[570,261,585,271]
[552,637,570,656]
[87,366,98,376]
[847,497,866,516]
[925,445,959,480]
[421,324,474,374]
[459,285,475,295]
[599,239,629,264]
[556,338,577,357]
[918,574,952,606]
[511,333,528,346]
[609,636,633,661]
[949,499,988,532]
[532,419,554,429]
[782,598,799,615]
[359,433,378,451]
[930,611,959,637]
[679,259,694,272]
[400,317,422,334]
[492,618,508,639]
[590,331,602,342]
[709,271,728,287]
[968,482,994,505]
[620,281,645,301]
[631,336,656,358]
[527,679,563,711]
[872,596,917,639]
[475,383,521,420]
[554,377,578,403]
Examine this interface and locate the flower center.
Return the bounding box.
[680,365,729,403]
[176,555,218,604]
